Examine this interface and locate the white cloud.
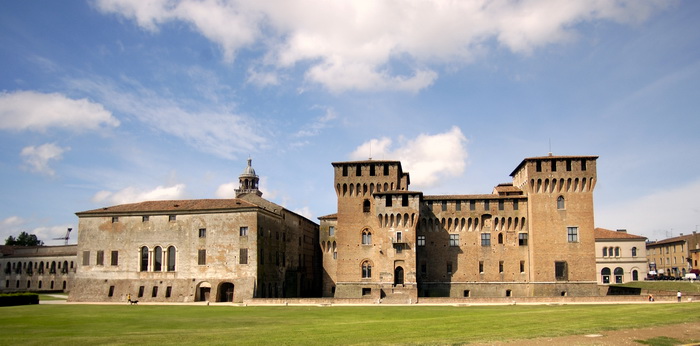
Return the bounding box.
[68,78,266,159]
[292,206,313,220]
[215,182,237,199]
[95,0,667,92]
[350,126,468,188]
[1,216,24,228]
[20,143,70,176]
[0,90,119,132]
[294,107,337,138]
[596,178,700,241]
[92,184,186,205]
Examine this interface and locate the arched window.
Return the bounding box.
[614,247,620,257]
[363,199,370,213]
[603,247,608,257]
[631,247,637,257]
[557,196,565,209]
[154,246,163,272]
[614,267,624,283]
[498,233,504,244]
[362,230,372,245]
[167,246,176,271]
[140,246,149,272]
[632,270,639,281]
[361,261,372,278]
[601,267,611,284]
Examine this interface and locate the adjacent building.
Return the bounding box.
[0,245,77,293]
[594,228,647,284]
[646,232,700,278]
[69,159,321,303]
[321,154,600,300]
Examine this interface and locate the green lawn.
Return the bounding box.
[1,303,700,345]
[613,281,700,293]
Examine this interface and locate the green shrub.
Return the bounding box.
[0,292,39,306]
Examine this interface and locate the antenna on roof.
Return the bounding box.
[369,141,372,160]
[548,138,552,156]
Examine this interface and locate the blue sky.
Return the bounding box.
[1,0,699,245]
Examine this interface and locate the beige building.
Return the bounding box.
[594,228,647,284]
[646,232,700,278]
[0,245,77,293]
[69,159,321,303]
[321,154,600,301]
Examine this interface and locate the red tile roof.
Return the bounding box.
[594,228,647,240]
[76,199,259,216]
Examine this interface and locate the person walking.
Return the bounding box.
[677,291,682,302]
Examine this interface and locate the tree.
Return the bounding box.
[5,231,44,246]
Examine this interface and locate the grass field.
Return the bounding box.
[614,281,700,293]
[2,303,700,345]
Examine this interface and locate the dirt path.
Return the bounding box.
[476,322,700,345]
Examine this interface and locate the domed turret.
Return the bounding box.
[235,158,262,197]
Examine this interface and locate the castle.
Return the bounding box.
[320,154,599,301]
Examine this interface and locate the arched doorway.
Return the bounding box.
[614,267,624,283]
[601,267,611,284]
[218,282,234,302]
[195,282,211,302]
[394,266,404,286]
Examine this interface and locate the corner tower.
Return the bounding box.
[235,158,262,198]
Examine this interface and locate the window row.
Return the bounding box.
[337,182,398,197]
[257,248,285,266]
[419,216,527,233]
[112,215,178,223]
[600,267,640,283]
[530,177,594,194]
[2,260,74,276]
[4,279,66,290]
[416,232,529,247]
[377,212,416,228]
[602,246,638,257]
[139,246,177,272]
[535,158,588,172]
[341,163,392,177]
[426,199,520,212]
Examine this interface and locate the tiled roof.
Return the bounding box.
[76,199,259,215]
[318,213,337,220]
[647,233,697,246]
[509,155,599,177]
[423,194,525,200]
[594,228,647,240]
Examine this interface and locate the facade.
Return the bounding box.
[0,245,77,293]
[69,159,321,303]
[321,154,600,300]
[646,232,700,278]
[594,228,647,284]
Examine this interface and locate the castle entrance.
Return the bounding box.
[218,282,234,302]
[195,281,211,302]
[394,266,404,286]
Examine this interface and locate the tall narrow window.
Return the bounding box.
[342,165,348,176]
[329,226,335,237]
[199,228,206,238]
[513,200,518,210]
[96,251,104,266]
[361,261,372,278]
[441,201,447,211]
[167,246,176,271]
[484,200,490,210]
[240,248,248,264]
[498,200,504,210]
[479,261,484,273]
[470,200,475,211]
[603,247,608,257]
[154,246,162,271]
[481,233,491,246]
[356,165,362,176]
[417,235,426,247]
[402,194,409,207]
[446,262,453,275]
[551,160,557,172]
[386,195,392,207]
[370,164,376,176]
[520,260,525,273]
[198,249,206,265]
[111,251,119,266]
[363,199,371,213]
[383,164,389,175]
[140,247,149,272]
[455,200,461,211]
[497,233,504,244]
[631,247,637,257]
[557,196,565,209]
[567,227,578,242]
[499,261,504,273]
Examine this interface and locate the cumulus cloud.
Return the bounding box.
[215,182,237,199]
[92,184,186,205]
[20,143,70,176]
[0,90,119,132]
[350,126,468,188]
[596,178,700,241]
[292,206,313,220]
[294,107,337,138]
[95,0,667,92]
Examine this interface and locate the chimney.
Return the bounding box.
[616,229,627,233]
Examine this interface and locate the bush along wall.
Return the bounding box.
[0,293,40,306]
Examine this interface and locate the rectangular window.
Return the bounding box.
[169,215,176,222]
[142,215,149,222]
[356,165,361,176]
[463,290,470,298]
[384,164,389,175]
[449,234,459,247]
[555,261,568,281]
[402,194,409,207]
[152,286,158,297]
[455,200,461,211]
[417,235,426,247]
[138,286,145,298]
[333,252,337,260]
[581,160,587,171]
[329,226,335,237]
[370,164,375,176]
[240,248,248,264]
[111,251,119,266]
[518,233,528,246]
[520,260,525,273]
[82,251,90,266]
[108,285,115,297]
[198,249,206,265]
[484,200,490,210]
[481,233,491,246]
[199,228,206,238]
[499,261,504,273]
[362,288,371,296]
[498,200,504,210]
[165,286,172,298]
[394,244,403,254]
[111,216,118,223]
[536,161,542,172]
[386,195,392,207]
[551,160,557,172]
[513,200,519,210]
[441,201,447,211]
[470,200,475,211]
[96,250,104,266]
[566,159,572,171]
[567,227,578,243]
[240,226,248,236]
[342,165,348,176]
[446,262,453,275]
[479,261,484,273]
